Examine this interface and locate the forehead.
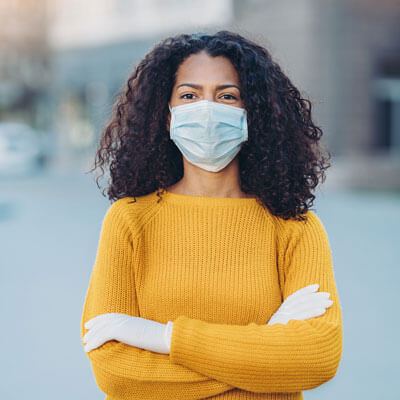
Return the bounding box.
[175,51,240,85]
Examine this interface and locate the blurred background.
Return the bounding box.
[0,0,399,398]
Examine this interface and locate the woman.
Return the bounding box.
[81,31,343,399]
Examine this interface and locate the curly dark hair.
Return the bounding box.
[87,30,331,221]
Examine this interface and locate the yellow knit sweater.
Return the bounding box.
[80,189,343,400]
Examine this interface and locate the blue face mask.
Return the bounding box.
[168,100,248,172]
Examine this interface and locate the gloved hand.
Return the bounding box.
[83,284,332,354]
[267,283,333,326]
[83,313,174,354]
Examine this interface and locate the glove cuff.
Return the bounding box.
[164,321,174,352]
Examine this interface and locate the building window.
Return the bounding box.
[373,76,400,155]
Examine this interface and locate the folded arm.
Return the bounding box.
[168,211,343,393]
[81,200,234,399]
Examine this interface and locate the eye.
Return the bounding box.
[180,93,196,99]
[220,94,238,100]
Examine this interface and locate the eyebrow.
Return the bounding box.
[176,83,241,91]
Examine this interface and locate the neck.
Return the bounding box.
[167,158,252,199]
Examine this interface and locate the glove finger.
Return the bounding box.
[290,307,327,321]
[281,293,332,312]
[84,325,114,352]
[84,313,127,330]
[281,286,322,309]
[298,292,331,301]
[283,284,319,304]
[288,299,333,314]
[83,320,110,344]
[83,315,122,342]
[86,314,133,344]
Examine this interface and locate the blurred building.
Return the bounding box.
[232,0,400,189]
[1,0,399,188]
[46,0,234,170]
[0,0,50,128]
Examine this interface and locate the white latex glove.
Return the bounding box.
[83,284,331,353]
[83,313,174,354]
[267,283,333,326]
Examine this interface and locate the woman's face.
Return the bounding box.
[167,50,244,130]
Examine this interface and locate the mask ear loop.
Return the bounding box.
[168,103,173,138]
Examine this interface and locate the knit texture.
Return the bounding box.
[81,189,343,399]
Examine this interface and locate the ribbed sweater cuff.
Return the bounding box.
[169,315,198,365]
[170,315,232,366]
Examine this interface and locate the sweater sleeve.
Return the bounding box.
[169,210,343,394]
[80,200,234,399]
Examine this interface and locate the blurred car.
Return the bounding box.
[0,121,52,177]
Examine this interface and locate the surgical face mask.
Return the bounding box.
[168,100,248,172]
